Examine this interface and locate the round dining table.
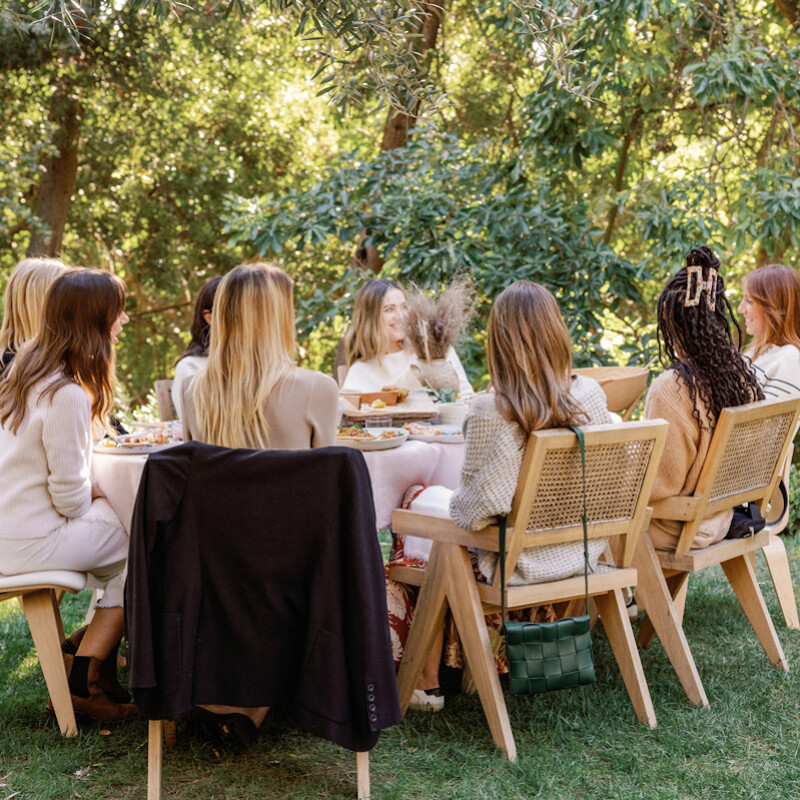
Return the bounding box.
[92,438,465,533]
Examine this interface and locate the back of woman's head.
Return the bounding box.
[742,264,800,356]
[0,257,70,359]
[343,278,403,366]
[657,246,762,427]
[0,268,126,432]
[488,281,585,434]
[194,262,295,449]
[180,275,222,360]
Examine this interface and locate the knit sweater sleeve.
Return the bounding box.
[449,398,524,530]
[42,383,93,519]
[644,371,699,504]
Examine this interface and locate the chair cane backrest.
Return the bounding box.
[674,396,800,556]
[494,421,668,592]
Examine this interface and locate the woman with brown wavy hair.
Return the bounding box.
[738,263,800,399]
[646,246,763,551]
[0,269,137,724]
[387,281,611,711]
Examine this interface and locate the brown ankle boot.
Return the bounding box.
[62,631,131,704]
[68,656,138,724]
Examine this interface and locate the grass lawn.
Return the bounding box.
[3,537,800,800]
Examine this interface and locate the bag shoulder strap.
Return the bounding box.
[500,425,591,624]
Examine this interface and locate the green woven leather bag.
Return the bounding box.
[501,426,597,696]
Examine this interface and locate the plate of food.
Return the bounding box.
[336,425,409,451]
[94,430,180,455]
[403,422,464,443]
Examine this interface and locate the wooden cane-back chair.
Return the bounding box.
[389,420,668,761]
[633,396,800,709]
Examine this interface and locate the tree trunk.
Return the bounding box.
[380,2,443,152]
[352,2,444,273]
[27,74,83,257]
[776,0,799,27]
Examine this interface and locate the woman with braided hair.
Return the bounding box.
[645,245,763,551]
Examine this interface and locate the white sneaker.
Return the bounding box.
[409,688,445,712]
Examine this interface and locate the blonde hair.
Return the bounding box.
[488,281,586,435]
[193,263,296,449]
[0,269,126,433]
[343,279,404,366]
[0,258,70,364]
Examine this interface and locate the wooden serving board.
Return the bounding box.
[342,395,437,423]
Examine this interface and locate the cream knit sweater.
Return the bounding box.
[450,375,612,585]
[342,345,473,397]
[0,375,94,539]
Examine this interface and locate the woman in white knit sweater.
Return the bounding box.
[0,269,137,724]
[387,281,611,711]
[341,278,473,396]
[738,264,800,399]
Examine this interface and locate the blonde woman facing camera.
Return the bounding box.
[182,263,339,450]
[739,264,800,399]
[341,278,472,396]
[0,257,70,373]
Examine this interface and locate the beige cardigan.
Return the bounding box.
[645,370,731,551]
[182,366,340,450]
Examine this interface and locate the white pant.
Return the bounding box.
[0,498,128,607]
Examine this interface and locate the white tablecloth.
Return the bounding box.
[91,440,465,532]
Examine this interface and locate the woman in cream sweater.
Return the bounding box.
[738,263,800,399]
[0,269,136,724]
[645,246,763,552]
[387,281,611,711]
[182,263,339,450]
[341,278,473,397]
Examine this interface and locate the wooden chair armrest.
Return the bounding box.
[650,496,701,521]
[390,508,501,552]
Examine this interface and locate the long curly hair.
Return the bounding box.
[657,246,763,430]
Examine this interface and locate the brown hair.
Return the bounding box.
[488,281,586,435]
[742,264,800,359]
[0,269,126,433]
[178,275,222,361]
[343,279,404,366]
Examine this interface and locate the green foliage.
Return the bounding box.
[226,134,652,375]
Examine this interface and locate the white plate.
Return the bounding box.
[336,428,408,451]
[405,424,464,444]
[93,442,180,456]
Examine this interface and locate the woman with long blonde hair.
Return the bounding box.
[183,262,339,450]
[387,281,611,711]
[0,257,70,372]
[738,263,800,398]
[0,268,136,724]
[341,278,472,395]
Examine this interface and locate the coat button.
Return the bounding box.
[368,703,376,711]
[370,714,377,722]
[367,694,375,702]
[367,683,375,691]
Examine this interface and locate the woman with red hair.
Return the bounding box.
[738,264,800,397]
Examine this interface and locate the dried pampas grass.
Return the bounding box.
[404,279,476,361]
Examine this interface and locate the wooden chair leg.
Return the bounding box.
[638,572,689,648]
[595,588,657,728]
[357,751,370,799]
[148,719,163,800]
[20,590,77,737]
[632,533,708,707]
[395,544,450,714]
[720,554,789,671]
[444,546,517,762]
[760,533,800,630]
[668,573,689,623]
